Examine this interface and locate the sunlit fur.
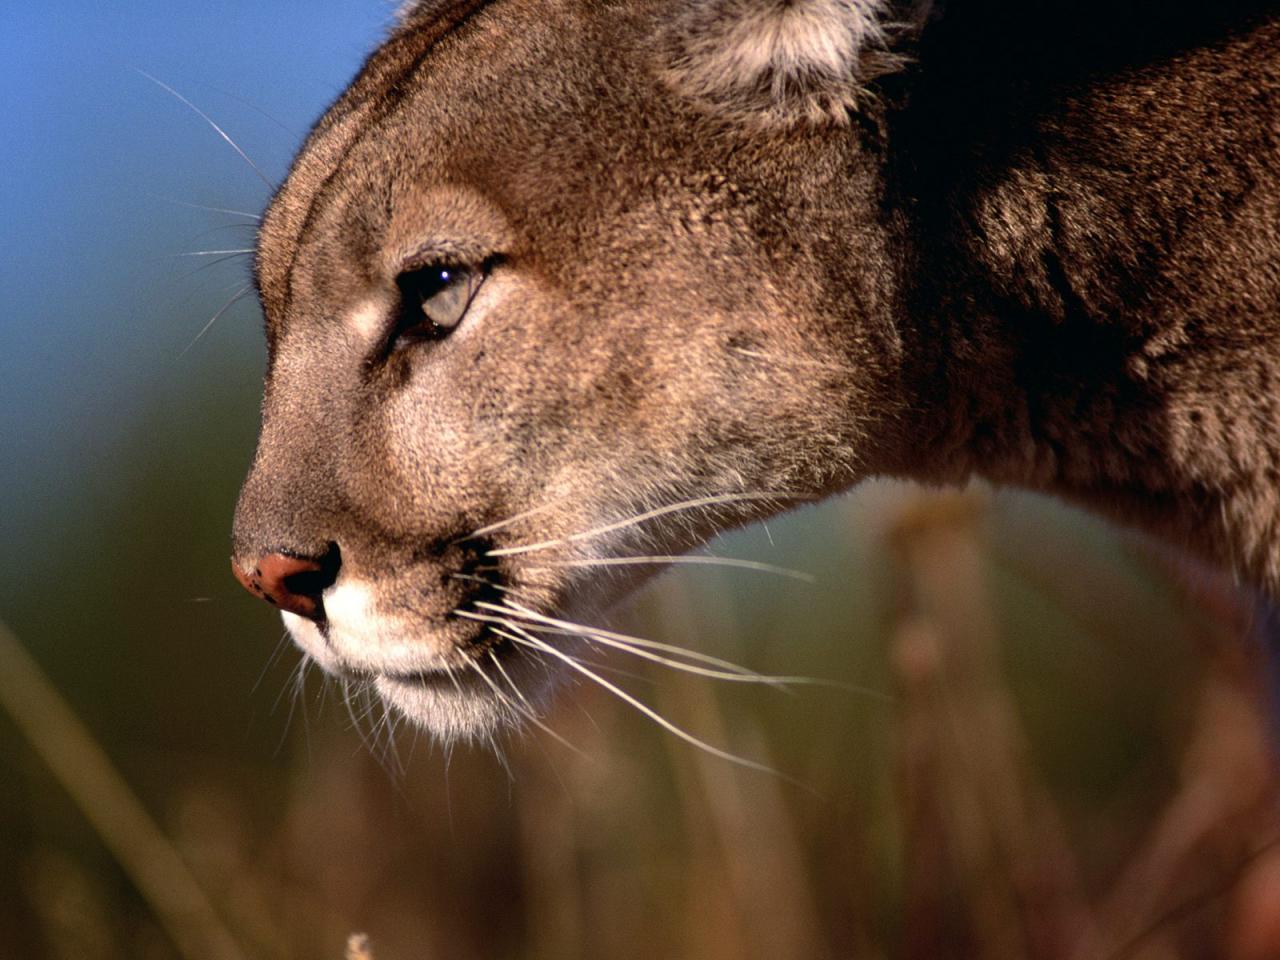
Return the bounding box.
[233,0,1280,745]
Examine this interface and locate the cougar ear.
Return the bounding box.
[659,0,901,126]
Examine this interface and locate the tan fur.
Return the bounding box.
[232,0,1280,738]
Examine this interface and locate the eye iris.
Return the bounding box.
[394,263,478,346]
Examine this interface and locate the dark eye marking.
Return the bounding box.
[392,262,485,348]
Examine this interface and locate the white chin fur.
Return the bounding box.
[374,675,509,742]
[281,607,523,743]
[281,611,341,672]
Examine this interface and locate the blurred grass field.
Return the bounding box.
[4,437,1278,958]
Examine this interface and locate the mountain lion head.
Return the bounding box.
[232,0,913,740]
[231,0,1280,739]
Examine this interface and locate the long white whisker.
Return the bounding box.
[351,681,382,728]
[476,602,893,702]
[179,284,252,358]
[178,253,257,283]
[466,659,519,725]
[486,650,542,721]
[295,658,313,761]
[461,499,565,542]
[376,697,405,778]
[134,69,275,190]
[274,655,311,757]
[168,248,255,258]
[251,630,295,696]
[148,194,262,220]
[341,678,379,760]
[193,81,301,138]
[314,672,332,720]
[526,554,815,582]
[519,622,799,687]
[470,607,783,686]
[510,631,798,783]
[186,223,259,243]
[271,655,308,716]
[440,660,466,700]
[471,602,780,682]
[487,626,561,685]
[487,490,806,557]
[486,624,655,685]
[477,609,808,689]
[472,654,588,758]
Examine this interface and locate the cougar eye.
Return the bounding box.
[393,263,483,346]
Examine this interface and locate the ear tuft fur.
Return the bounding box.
[661,0,900,125]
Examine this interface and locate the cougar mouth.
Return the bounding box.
[269,554,575,740]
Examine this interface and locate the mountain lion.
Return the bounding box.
[231,0,1280,740]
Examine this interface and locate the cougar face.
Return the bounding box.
[233,0,1280,740]
[232,0,904,739]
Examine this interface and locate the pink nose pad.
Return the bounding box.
[232,552,337,620]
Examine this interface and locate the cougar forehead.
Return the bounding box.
[234,0,903,741]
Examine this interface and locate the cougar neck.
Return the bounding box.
[888,12,1280,589]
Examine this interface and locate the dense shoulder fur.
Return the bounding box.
[232,0,1280,740]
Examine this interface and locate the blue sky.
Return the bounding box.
[0,2,394,559]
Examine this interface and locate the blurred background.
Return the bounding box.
[3,3,1279,958]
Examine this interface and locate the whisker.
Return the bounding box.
[340,678,377,759]
[272,655,311,757]
[526,554,816,583]
[488,625,655,685]
[464,659,519,727]
[314,672,333,720]
[167,248,255,258]
[489,732,515,784]
[460,499,565,542]
[134,69,275,190]
[251,629,294,696]
[191,81,302,138]
[356,684,408,783]
[487,490,807,558]
[490,625,559,685]
[148,194,262,220]
[509,631,801,785]
[345,680,373,732]
[294,658,313,761]
[178,253,257,284]
[185,223,260,243]
[471,601,781,682]
[471,654,587,758]
[441,660,465,697]
[475,601,894,702]
[485,648,542,720]
[374,697,405,779]
[515,622,797,687]
[271,655,308,717]
[178,284,253,358]
[356,684,397,778]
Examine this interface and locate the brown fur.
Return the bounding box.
[232,0,1280,737]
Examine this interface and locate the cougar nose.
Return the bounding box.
[232,547,340,621]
